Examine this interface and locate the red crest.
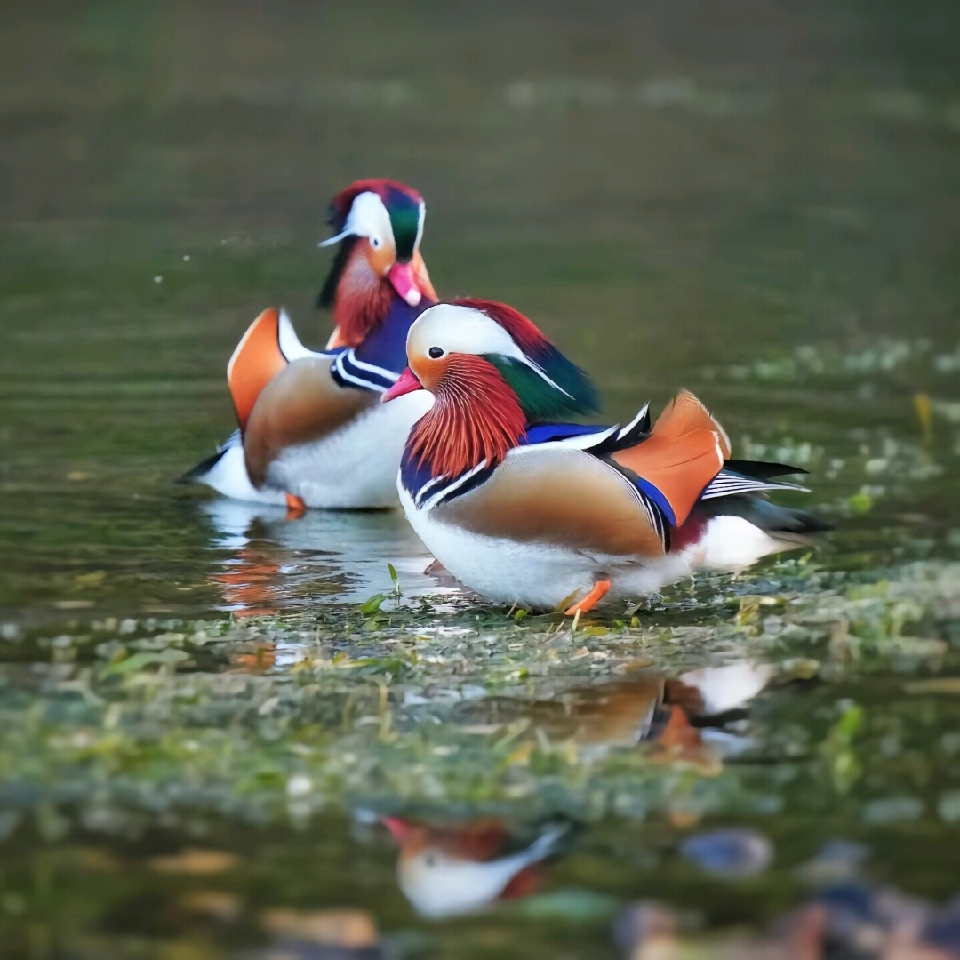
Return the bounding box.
[328,179,423,230]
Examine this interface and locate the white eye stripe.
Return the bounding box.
[409,305,526,359]
[518,356,573,398]
[320,191,394,248]
[409,304,571,396]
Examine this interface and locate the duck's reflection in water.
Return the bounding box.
[454,660,774,768]
[200,499,450,616]
[382,661,775,919]
[253,908,386,959]
[210,540,283,619]
[575,660,772,765]
[382,816,575,919]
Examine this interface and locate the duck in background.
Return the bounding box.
[182,179,438,513]
[382,299,830,612]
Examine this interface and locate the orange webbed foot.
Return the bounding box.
[564,578,612,616]
[284,493,306,521]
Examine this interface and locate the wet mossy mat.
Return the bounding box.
[2,559,959,831]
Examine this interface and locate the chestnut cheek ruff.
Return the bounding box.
[407,356,527,481]
[331,244,394,346]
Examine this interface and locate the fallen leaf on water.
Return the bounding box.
[75,571,107,586]
[886,636,948,656]
[905,678,960,695]
[148,848,238,875]
[106,649,190,675]
[73,847,122,872]
[179,890,241,922]
[231,644,277,673]
[914,392,933,443]
[555,590,582,613]
[783,658,821,681]
[506,743,534,766]
[260,908,377,946]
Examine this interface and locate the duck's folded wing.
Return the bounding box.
[228,308,321,430]
[434,446,667,557]
[242,356,377,486]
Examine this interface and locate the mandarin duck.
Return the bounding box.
[381,817,573,918]
[382,299,829,613]
[182,179,438,511]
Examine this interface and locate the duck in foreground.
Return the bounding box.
[382,299,830,613]
[182,179,438,511]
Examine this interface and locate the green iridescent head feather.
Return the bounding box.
[384,187,422,262]
[483,351,599,422]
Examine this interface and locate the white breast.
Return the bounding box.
[401,485,691,609]
[269,391,434,509]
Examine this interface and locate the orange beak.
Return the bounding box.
[382,366,423,403]
[387,261,421,306]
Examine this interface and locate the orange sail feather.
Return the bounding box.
[226,308,288,431]
[611,390,728,528]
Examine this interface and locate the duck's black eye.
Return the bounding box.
[428,347,444,359]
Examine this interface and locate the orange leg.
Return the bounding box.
[284,493,306,521]
[564,578,611,616]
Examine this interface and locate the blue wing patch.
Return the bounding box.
[519,422,610,446]
[633,477,677,528]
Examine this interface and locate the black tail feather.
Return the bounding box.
[176,448,226,485]
[724,458,809,480]
[692,495,833,534]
